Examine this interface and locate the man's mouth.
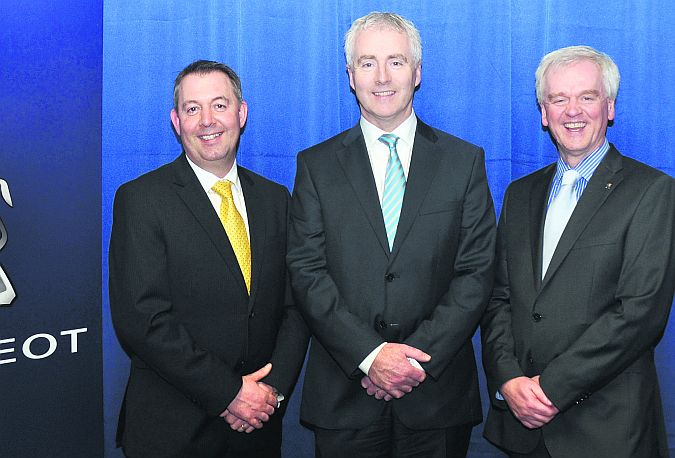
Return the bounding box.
[373,90,395,97]
[199,133,222,140]
[564,122,586,130]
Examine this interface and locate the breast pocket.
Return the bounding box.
[568,239,619,323]
[418,199,461,216]
[263,233,284,248]
[415,199,462,260]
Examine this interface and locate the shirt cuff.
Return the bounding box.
[359,342,387,375]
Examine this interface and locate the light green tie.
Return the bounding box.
[379,134,406,251]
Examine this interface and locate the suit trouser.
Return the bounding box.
[314,404,472,458]
[123,440,280,458]
[120,413,282,458]
[506,435,551,458]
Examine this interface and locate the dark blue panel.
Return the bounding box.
[0,1,103,456]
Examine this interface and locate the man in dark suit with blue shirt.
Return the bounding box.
[287,12,496,458]
[481,45,675,457]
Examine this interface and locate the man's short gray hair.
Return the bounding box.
[535,45,620,105]
[344,12,422,68]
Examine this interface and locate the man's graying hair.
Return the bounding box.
[535,45,620,105]
[344,12,422,68]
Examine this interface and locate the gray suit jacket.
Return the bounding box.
[288,119,496,430]
[481,145,675,457]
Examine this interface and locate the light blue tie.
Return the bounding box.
[379,134,406,251]
[542,169,581,279]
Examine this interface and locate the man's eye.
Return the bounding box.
[552,98,567,105]
[186,106,198,115]
[215,104,227,110]
[361,62,374,68]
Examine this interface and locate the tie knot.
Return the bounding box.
[212,180,234,200]
[561,169,581,186]
[378,133,399,150]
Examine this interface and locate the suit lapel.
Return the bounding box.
[336,125,390,255]
[530,164,556,290]
[170,154,250,296]
[239,168,264,309]
[541,146,624,285]
[389,120,440,260]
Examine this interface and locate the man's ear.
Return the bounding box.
[170,108,181,135]
[347,65,356,91]
[607,98,615,121]
[238,100,248,129]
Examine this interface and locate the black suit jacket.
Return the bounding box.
[481,146,675,457]
[287,119,496,430]
[109,154,309,457]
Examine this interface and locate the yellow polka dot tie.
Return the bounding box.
[212,180,251,294]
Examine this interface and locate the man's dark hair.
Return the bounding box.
[173,60,243,109]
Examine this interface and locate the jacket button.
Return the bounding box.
[249,311,255,319]
[385,273,395,282]
[528,356,534,364]
[378,320,387,329]
[532,312,542,322]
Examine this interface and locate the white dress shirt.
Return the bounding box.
[360,112,417,203]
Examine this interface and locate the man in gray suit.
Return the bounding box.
[287,12,496,458]
[481,45,675,457]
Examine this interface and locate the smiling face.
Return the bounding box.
[170,71,248,177]
[541,59,614,167]
[347,27,421,132]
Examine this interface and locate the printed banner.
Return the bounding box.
[0,2,103,456]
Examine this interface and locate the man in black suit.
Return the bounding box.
[109,60,308,458]
[481,45,675,457]
[287,12,496,458]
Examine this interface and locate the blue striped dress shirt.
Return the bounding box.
[547,139,610,208]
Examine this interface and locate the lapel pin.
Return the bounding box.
[605,183,613,189]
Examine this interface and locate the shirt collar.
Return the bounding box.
[185,155,242,194]
[554,138,610,183]
[360,110,417,150]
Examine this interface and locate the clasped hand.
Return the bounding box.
[219,363,279,433]
[361,343,430,401]
[500,375,559,429]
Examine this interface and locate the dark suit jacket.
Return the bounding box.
[481,145,675,457]
[109,154,309,457]
[287,119,496,430]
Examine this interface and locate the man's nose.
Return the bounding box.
[376,64,391,84]
[200,107,214,126]
[565,98,582,116]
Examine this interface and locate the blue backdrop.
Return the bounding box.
[100,1,675,457]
